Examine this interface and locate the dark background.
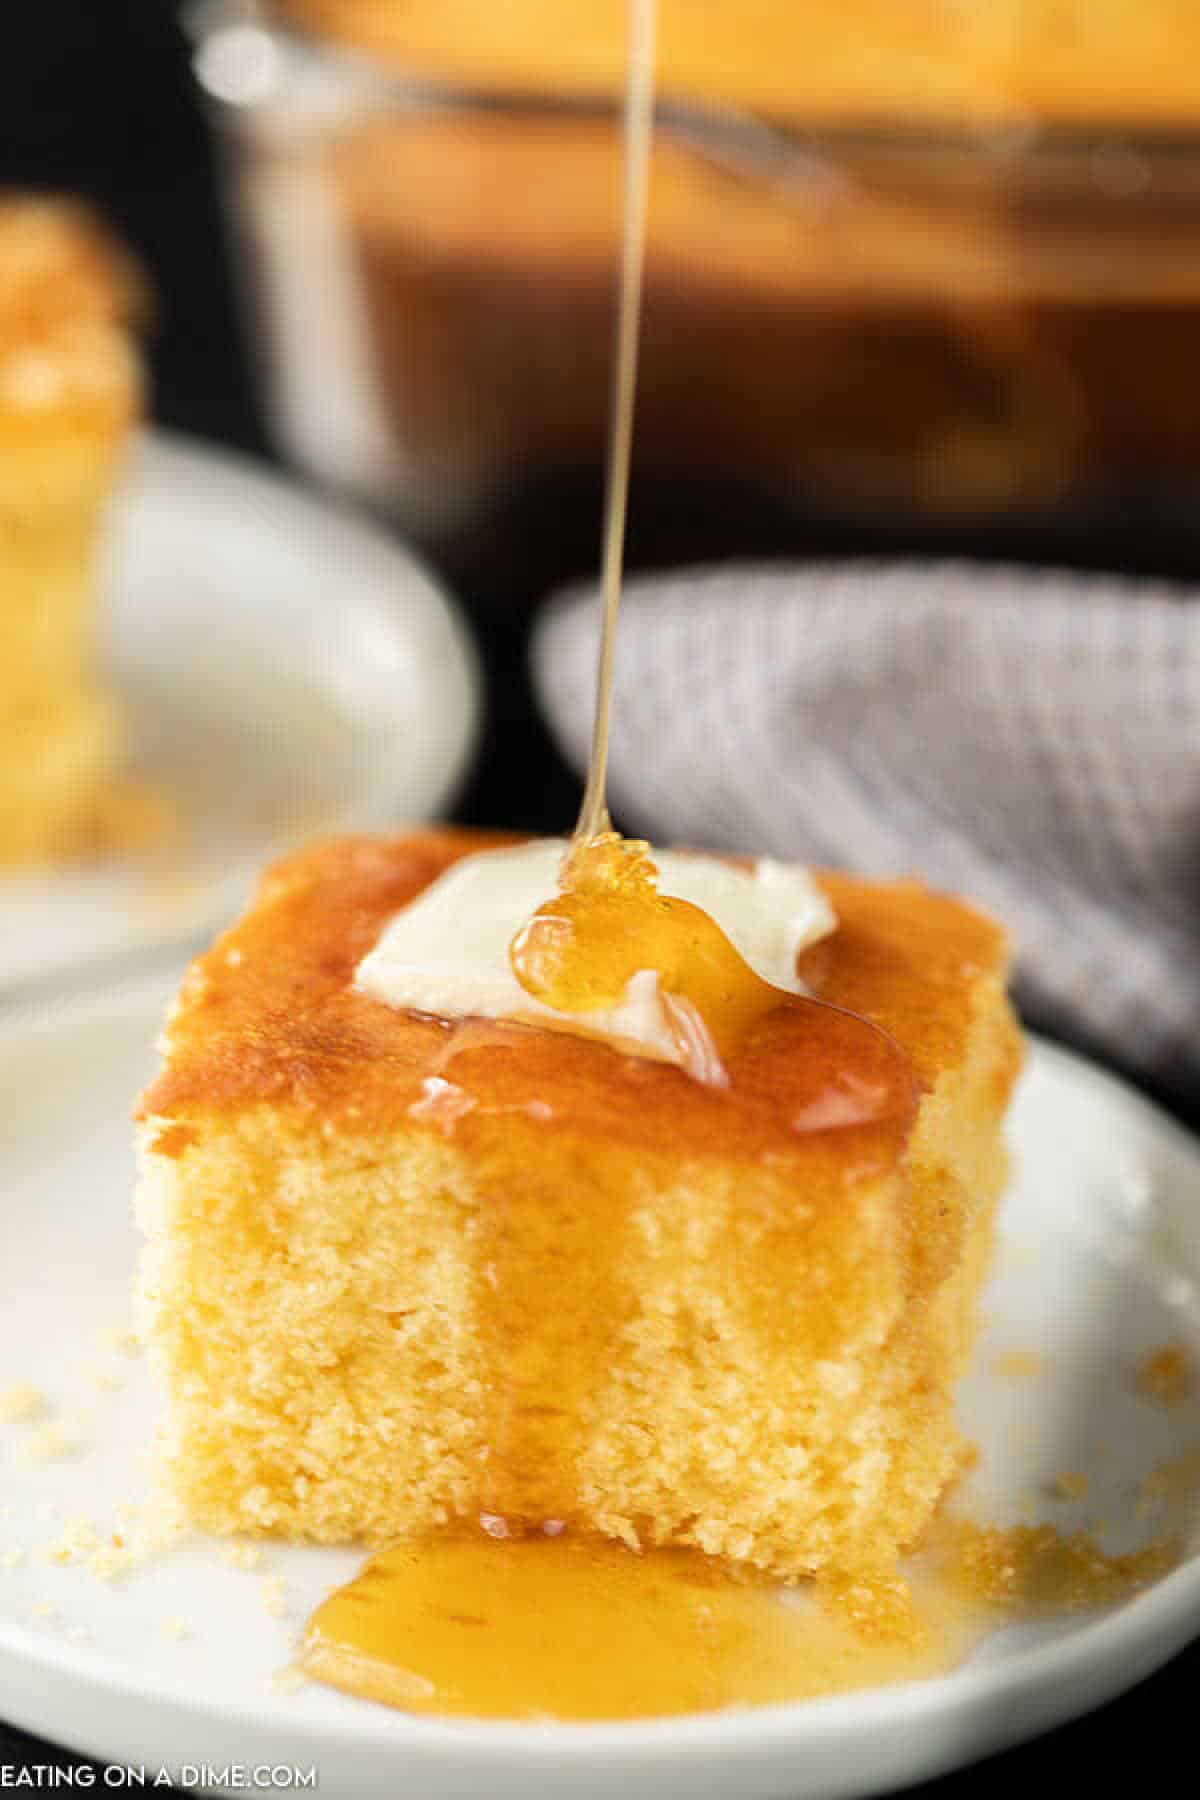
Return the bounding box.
[2,1,1197,1790]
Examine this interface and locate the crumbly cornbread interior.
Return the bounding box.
[135,829,1021,1580]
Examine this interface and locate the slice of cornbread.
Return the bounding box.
[0,195,143,864]
[135,829,1021,1580]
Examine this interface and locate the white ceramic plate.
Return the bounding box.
[0,432,479,995]
[2,972,1200,1799]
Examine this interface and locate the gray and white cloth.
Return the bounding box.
[532,560,1200,1100]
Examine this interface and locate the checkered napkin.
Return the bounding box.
[532,560,1200,1100]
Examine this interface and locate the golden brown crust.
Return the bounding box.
[138,828,1011,1168]
[0,196,142,334]
[798,869,1012,1089]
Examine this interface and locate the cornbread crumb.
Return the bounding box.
[42,1517,100,1564]
[946,1520,1174,1612]
[130,1493,190,1560]
[993,1350,1044,1380]
[0,1384,45,1424]
[88,1542,135,1583]
[1136,1345,1193,1407]
[270,1666,307,1696]
[99,1326,141,1359]
[821,1572,926,1647]
[30,1602,57,1622]
[271,1663,309,1692]
[260,1577,288,1618]
[17,1421,79,1466]
[1050,1472,1089,1503]
[32,1496,186,1587]
[161,1615,192,1642]
[1,1548,25,1572]
[221,1542,265,1572]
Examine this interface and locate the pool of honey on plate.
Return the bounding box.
[301,1528,955,1720]
[299,1516,1174,1721]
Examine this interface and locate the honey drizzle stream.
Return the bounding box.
[575,0,657,843]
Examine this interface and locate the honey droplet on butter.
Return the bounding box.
[300,1532,979,1722]
[510,833,787,1076]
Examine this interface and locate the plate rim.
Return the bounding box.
[0,980,1198,1786]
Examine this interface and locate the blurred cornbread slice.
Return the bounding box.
[0,195,143,863]
[135,828,1021,1580]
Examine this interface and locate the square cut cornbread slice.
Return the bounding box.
[135,828,1022,1579]
[0,196,143,864]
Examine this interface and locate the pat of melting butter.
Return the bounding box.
[355,840,836,1069]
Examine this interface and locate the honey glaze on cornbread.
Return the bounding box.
[514,833,785,1076]
[428,966,916,1529]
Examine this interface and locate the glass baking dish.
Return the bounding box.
[190,1,1200,550]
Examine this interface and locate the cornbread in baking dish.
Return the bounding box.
[0,195,142,864]
[134,828,1021,1580]
[283,0,1195,125]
